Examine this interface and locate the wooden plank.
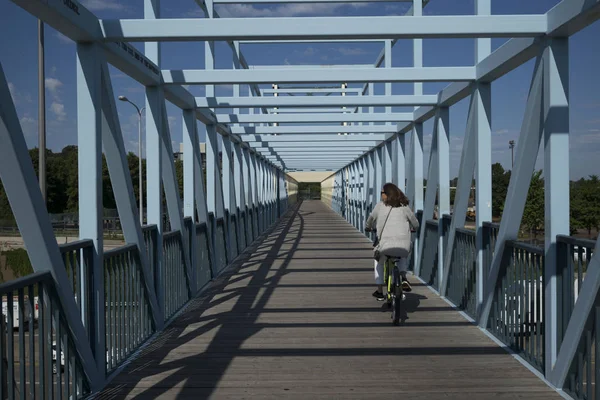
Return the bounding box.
[97,201,562,399]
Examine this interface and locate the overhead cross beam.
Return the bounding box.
[197,95,439,108]
[215,0,410,3]
[216,113,413,124]
[99,16,548,42]
[238,134,396,142]
[166,67,474,85]
[230,125,398,135]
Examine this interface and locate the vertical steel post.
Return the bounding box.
[475,0,493,316]
[76,42,104,384]
[543,37,570,376]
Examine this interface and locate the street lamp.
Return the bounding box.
[118,95,145,224]
[508,140,515,169]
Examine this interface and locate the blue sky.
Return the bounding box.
[1,0,599,179]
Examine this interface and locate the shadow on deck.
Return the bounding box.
[97,201,561,399]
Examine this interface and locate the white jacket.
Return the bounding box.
[366,201,420,258]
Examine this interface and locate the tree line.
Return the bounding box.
[1,148,599,238]
[491,162,600,237]
[0,146,188,226]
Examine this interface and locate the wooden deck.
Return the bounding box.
[98,201,561,399]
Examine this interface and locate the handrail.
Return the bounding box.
[104,243,138,258]
[0,271,52,292]
[456,227,476,236]
[425,219,438,226]
[483,221,501,230]
[163,230,181,241]
[557,234,597,248]
[59,239,94,254]
[506,239,544,255]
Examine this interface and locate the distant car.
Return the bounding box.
[2,296,33,329]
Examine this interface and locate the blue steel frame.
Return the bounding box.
[1,0,600,396]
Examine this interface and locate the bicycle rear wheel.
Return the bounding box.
[392,267,403,326]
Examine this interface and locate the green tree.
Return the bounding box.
[572,175,600,235]
[175,159,184,199]
[491,163,511,218]
[522,170,544,237]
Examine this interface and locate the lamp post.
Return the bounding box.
[38,19,46,202]
[118,96,145,224]
[509,140,515,169]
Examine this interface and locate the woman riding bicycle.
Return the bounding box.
[365,183,419,301]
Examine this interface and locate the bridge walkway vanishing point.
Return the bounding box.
[97,201,561,399]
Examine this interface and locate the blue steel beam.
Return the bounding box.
[197,95,440,108]
[215,0,409,2]
[473,0,493,320]
[261,88,364,94]
[216,113,413,124]
[15,0,599,146]
[250,143,375,149]
[240,39,383,43]
[260,108,354,113]
[415,114,439,277]
[543,38,570,377]
[550,239,600,388]
[409,0,600,126]
[76,43,105,381]
[231,126,399,135]
[101,59,165,328]
[274,153,366,157]
[478,54,545,329]
[99,16,548,42]
[7,0,284,165]
[0,62,99,387]
[253,65,375,70]
[170,69,474,85]
[238,134,395,141]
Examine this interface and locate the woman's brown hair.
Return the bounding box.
[382,182,409,208]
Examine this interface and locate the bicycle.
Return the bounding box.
[366,228,404,326]
[383,255,404,326]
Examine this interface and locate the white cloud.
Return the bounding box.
[50,102,66,121]
[20,116,38,142]
[215,3,365,17]
[80,0,125,11]
[303,47,317,57]
[167,116,177,134]
[45,78,63,94]
[333,47,370,56]
[494,129,510,135]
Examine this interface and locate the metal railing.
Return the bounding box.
[215,218,228,273]
[58,240,94,339]
[228,212,239,260]
[141,225,158,296]
[239,210,248,251]
[446,227,477,318]
[195,223,213,290]
[247,208,256,244]
[557,235,597,399]
[162,231,190,321]
[419,220,440,289]
[408,210,423,272]
[104,244,154,373]
[0,272,90,399]
[483,222,500,277]
[487,240,545,372]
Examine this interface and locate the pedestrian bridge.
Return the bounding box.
[0,0,599,399]
[97,201,559,399]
